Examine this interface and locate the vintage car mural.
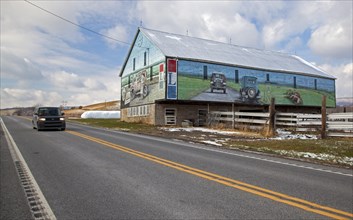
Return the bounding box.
[176,60,335,107]
[240,76,261,102]
[121,70,149,106]
[210,72,227,93]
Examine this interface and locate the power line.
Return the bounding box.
[24,0,131,46]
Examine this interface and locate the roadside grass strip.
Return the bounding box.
[66,130,353,220]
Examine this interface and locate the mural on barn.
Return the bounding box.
[177,60,336,107]
[121,30,335,108]
[121,32,165,108]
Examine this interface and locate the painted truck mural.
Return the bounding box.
[177,60,335,107]
[121,62,165,108]
[120,31,165,108]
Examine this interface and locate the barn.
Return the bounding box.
[119,27,336,126]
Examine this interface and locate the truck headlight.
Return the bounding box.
[39,118,46,121]
[60,117,65,121]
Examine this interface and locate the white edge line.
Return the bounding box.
[69,122,353,177]
[0,117,57,220]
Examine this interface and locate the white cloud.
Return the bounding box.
[136,1,261,48]
[308,20,352,59]
[46,71,84,89]
[1,1,84,44]
[83,78,106,90]
[263,19,286,49]
[261,1,352,56]
[201,13,260,47]
[101,24,129,48]
[1,88,63,108]
[1,48,43,80]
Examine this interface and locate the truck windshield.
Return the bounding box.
[38,108,61,116]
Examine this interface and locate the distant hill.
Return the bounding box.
[82,100,120,110]
[0,107,35,116]
[0,100,120,117]
[336,97,353,107]
[63,100,120,118]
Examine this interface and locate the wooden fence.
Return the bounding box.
[327,113,353,137]
[208,111,269,130]
[276,113,322,131]
[208,111,353,137]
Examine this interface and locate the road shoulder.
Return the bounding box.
[0,125,33,220]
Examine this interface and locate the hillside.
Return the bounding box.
[63,100,120,118]
[0,100,120,117]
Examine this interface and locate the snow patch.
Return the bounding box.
[81,111,120,119]
[272,129,318,140]
[160,127,240,135]
[292,55,334,78]
[275,150,353,166]
[202,140,222,146]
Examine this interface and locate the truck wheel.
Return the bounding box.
[143,85,148,97]
[247,88,257,99]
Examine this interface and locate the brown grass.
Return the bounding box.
[63,100,120,118]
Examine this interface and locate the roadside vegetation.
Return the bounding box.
[70,118,155,132]
[226,138,352,168]
[69,118,353,168]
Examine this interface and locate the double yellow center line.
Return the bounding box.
[66,130,351,219]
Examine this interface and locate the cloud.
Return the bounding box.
[1,48,43,80]
[263,19,286,49]
[308,20,352,59]
[1,1,85,44]
[136,1,261,48]
[201,13,260,47]
[1,88,63,108]
[83,78,106,90]
[101,24,129,48]
[46,71,84,89]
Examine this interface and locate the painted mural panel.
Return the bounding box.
[167,59,177,100]
[178,60,335,107]
[121,62,166,108]
[121,31,166,108]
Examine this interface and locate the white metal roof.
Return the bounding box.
[140,28,335,79]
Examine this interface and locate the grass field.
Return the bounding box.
[226,138,353,167]
[178,76,210,100]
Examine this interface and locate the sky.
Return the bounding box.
[1,0,352,109]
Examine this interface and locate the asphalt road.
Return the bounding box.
[1,116,352,219]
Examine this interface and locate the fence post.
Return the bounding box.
[321,96,327,139]
[268,97,276,136]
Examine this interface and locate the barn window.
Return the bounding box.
[133,58,136,71]
[165,108,176,125]
[144,52,147,66]
[203,66,208,80]
[235,70,239,83]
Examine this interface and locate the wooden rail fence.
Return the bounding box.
[208,111,353,137]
